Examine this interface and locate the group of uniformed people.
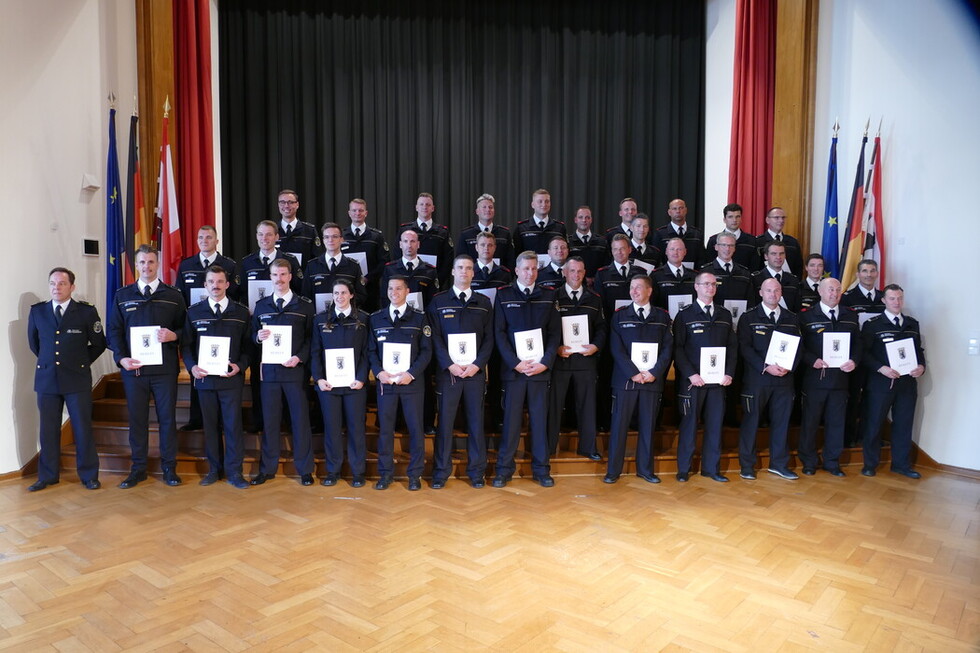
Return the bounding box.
[26,188,927,492]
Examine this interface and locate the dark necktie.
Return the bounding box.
[459,292,467,304]
[725,263,731,274]
[583,235,589,244]
[557,266,563,279]
[538,221,546,230]
[214,304,222,318]
[393,309,400,321]
[637,307,645,320]
[769,311,776,324]
[484,227,491,234]
[774,273,782,283]
[524,287,531,297]
[676,268,683,281]
[812,282,819,292]
[286,224,293,235]
[571,290,579,304]
[775,233,782,242]
[637,245,644,255]
[143,285,152,299]
[420,222,428,233]
[276,298,284,312]
[893,316,901,327]
[55,304,63,326]
[354,227,361,237]
[705,304,712,319]
[337,312,347,322]
[203,258,210,269]
[262,256,269,266]
[678,226,685,238]
[328,257,336,272]
[829,308,836,327]
[482,266,489,276]
[867,291,873,302]
[620,265,627,277]
[406,261,414,272]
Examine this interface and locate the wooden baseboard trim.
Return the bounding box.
[914,445,980,480]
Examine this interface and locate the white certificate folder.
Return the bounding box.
[198,336,231,375]
[765,332,800,369]
[885,337,919,375]
[513,328,544,363]
[129,326,163,366]
[324,347,356,387]
[699,347,727,384]
[561,315,590,353]
[822,332,851,368]
[631,342,659,372]
[447,333,477,366]
[261,325,293,364]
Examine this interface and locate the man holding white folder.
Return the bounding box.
[673,272,737,483]
[797,278,862,476]
[250,259,316,486]
[181,266,251,488]
[428,256,495,488]
[736,278,802,480]
[108,245,187,489]
[493,251,561,487]
[859,284,926,479]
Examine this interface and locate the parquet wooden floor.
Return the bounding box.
[0,470,977,651]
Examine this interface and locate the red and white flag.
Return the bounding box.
[155,108,182,284]
[861,135,887,288]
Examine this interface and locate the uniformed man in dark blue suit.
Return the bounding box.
[859,284,927,479]
[652,199,706,268]
[737,278,803,480]
[840,259,885,446]
[650,238,697,315]
[302,222,367,311]
[470,232,513,292]
[493,251,561,488]
[394,193,454,288]
[536,235,569,290]
[626,214,663,270]
[275,189,323,267]
[549,257,606,459]
[755,207,804,277]
[797,278,862,476]
[799,254,826,312]
[750,240,802,313]
[310,278,371,488]
[705,204,759,270]
[604,275,673,483]
[249,259,316,486]
[180,265,250,489]
[107,245,187,489]
[428,256,495,488]
[603,197,638,249]
[342,198,389,313]
[567,205,610,281]
[379,228,439,309]
[367,276,433,490]
[456,193,516,271]
[673,272,738,482]
[512,188,567,255]
[27,267,107,491]
[175,225,239,432]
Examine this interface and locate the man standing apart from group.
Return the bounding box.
[181,265,251,489]
[27,268,107,491]
[494,251,561,487]
[108,245,186,488]
[428,256,495,488]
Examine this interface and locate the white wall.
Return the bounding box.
[704,0,736,240]
[0,0,138,473]
[811,0,980,469]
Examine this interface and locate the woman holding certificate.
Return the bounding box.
[311,279,371,488]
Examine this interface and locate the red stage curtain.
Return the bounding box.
[728,0,776,235]
[173,0,214,251]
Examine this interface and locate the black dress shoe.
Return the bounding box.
[118,471,147,489]
[676,471,689,482]
[162,468,182,486]
[701,472,729,483]
[802,467,816,476]
[408,477,422,491]
[321,473,338,486]
[533,475,555,487]
[28,479,58,492]
[199,472,220,486]
[83,479,101,490]
[491,475,511,488]
[739,469,757,480]
[227,476,249,489]
[861,466,876,477]
[577,450,602,461]
[824,467,846,477]
[351,476,366,488]
[891,467,921,479]
[767,467,799,480]
[375,476,392,490]
[603,474,619,484]
[637,472,661,484]
[430,479,446,489]
[179,422,202,431]
[250,473,275,486]
[300,474,314,486]
[424,425,437,436]
[470,479,485,488]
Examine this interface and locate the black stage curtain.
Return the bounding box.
[218,0,705,261]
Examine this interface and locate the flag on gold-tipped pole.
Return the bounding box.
[154,97,182,284]
[105,101,125,315]
[861,133,887,288]
[838,123,868,289]
[125,110,147,285]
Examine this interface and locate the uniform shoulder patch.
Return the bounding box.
[93,320,103,333]
[422,325,432,337]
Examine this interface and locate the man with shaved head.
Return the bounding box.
[797,278,862,476]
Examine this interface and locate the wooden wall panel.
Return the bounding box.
[772,0,818,252]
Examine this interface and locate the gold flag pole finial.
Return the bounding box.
[833,117,839,138]
[163,95,171,118]
[863,117,870,138]
[108,92,116,109]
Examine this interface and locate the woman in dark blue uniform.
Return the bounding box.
[311,279,371,487]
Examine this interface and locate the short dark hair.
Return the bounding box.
[278,188,299,200]
[883,283,903,294]
[453,254,475,266]
[631,213,650,226]
[321,222,342,236]
[723,203,742,215]
[135,244,159,258]
[205,265,229,282]
[805,253,825,264]
[857,258,878,271]
[763,240,786,256]
[548,234,568,246]
[269,258,293,272]
[48,267,75,284]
